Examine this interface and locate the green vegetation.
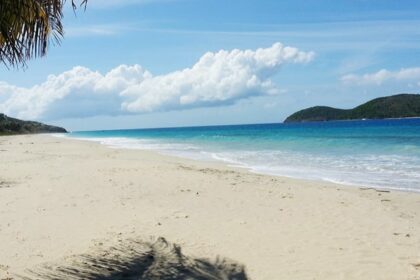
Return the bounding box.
[284,94,420,123]
[0,0,87,68]
[0,113,67,135]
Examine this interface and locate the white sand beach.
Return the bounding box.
[0,134,419,279]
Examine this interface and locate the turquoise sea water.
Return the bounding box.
[67,119,420,192]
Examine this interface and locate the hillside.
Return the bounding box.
[0,113,67,135]
[284,94,420,123]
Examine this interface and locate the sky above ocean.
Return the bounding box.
[1,0,420,130]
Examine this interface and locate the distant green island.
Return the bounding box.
[0,113,67,135]
[284,94,420,123]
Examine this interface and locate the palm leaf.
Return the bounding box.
[0,0,87,68]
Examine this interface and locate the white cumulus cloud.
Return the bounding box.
[341,67,420,85]
[0,43,314,120]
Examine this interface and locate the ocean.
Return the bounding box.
[67,118,420,192]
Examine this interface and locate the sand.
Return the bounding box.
[0,134,419,279]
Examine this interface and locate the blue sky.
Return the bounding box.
[1,0,420,131]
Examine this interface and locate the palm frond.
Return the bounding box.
[18,237,249,280]
[0,0,87,68]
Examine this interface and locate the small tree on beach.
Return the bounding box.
[0,0,87,68]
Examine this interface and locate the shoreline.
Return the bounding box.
[284,115,420,124]
[63,133,420,194]
[1,134,419,279]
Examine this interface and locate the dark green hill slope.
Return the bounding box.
[284,94,420,123]
[0,113,67,135]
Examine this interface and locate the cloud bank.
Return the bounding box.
[341,67,420,86]
[0,43,314,120]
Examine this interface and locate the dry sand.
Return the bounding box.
[0,134,419,279]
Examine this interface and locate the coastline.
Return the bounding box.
[67,133,420,194]
[0,134,419,279]
[283,116,420,124]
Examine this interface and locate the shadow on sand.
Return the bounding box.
[19,237,249,280]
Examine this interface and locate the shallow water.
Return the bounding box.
[68,118,420,192]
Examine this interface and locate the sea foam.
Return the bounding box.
[66,119,420,192]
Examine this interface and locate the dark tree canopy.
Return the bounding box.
[0,0,87,68]
[284,94,420,123]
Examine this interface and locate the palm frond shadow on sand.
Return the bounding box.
[19,237,249,280]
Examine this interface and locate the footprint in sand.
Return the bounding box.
[412,263,420,270]
[0,264,9,271]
